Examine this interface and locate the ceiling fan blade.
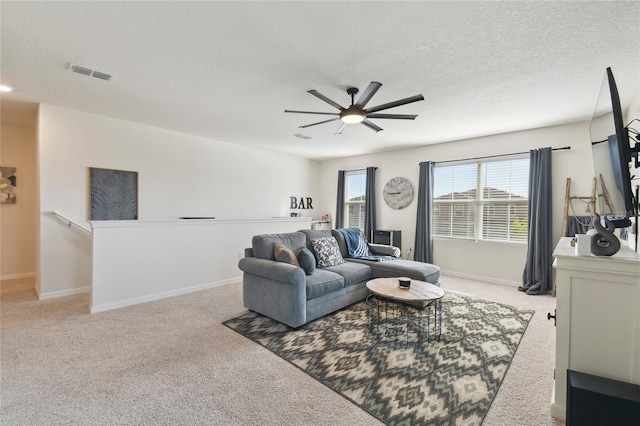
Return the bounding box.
[299,117,340,129]
[365,94,425,114]
[308,90,345,111]
[335,123,346,135]
[361,119,383,133]
[366,113,418,120]
[285,110,339,116]
[355,81,382,108]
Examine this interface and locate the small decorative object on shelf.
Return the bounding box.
[590,213,621,256]
[574,234,591,256]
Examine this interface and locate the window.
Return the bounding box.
[344,170,366,229]
[433,157,529,242]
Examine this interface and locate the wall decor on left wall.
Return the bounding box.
[0,166,17,204]
[90,167,138,220]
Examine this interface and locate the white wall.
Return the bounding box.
[38,104,320,298]
[319,121,595,284]
[627,84,640,123]
[91,217,311,312]
[32,86,640,296]
[0,123,37,279]
[625,84,640,251]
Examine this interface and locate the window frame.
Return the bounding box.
[433,156,529,244]
[343,169,366,230]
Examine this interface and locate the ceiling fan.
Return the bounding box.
[285,81,424,135]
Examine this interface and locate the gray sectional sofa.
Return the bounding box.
[238,229,440,328]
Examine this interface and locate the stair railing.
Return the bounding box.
[52,211,92,235]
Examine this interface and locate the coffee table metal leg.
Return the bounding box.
[366,294,443,349]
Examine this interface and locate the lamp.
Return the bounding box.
[340,107,365,123]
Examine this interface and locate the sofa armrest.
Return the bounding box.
[239,256,307,327]
[369,244,401,258]
[238,257,305,286]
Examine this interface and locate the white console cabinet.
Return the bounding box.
[551,237,640,420]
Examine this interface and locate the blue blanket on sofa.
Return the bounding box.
[337,228,397,262]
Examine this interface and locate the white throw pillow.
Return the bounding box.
[311,237,345,268]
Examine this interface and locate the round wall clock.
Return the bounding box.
[383,177,414,209]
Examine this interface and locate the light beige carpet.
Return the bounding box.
[1,275,564,425]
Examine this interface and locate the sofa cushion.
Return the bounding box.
[323,261,371,287]
[299,229,333,250]
[369,243,401,258]
[311,237,345,268]
[296,247,316,275]
[274,242,300,267]
[348,258,441,284]
[305,269,344,299]
[330,229,350,258]
[252,232,306,260]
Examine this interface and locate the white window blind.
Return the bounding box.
[434,157,529,243]
[344,170,366,230]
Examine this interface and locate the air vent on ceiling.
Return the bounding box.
[69,63,115,81]
[293,133,312,140]
[91,71,113,81]
[70,64,92,76]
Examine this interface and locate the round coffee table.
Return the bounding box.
[365,277,444,347]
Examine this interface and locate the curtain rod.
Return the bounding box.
[343,166,378,172]
[433,146,571,164]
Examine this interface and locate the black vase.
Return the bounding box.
[590,213,621,256]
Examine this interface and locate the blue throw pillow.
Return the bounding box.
[296,247,316,275]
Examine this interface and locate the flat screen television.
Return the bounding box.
[589,67,637,229]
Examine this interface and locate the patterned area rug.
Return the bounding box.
[223,292,534,425]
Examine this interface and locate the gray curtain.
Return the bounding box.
[566,216,593,237]
[414,161,434,263]
[335,170,346,229]
[520,147,553,295]
[364,167,377,241]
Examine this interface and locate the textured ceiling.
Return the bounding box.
[1,1,639,160]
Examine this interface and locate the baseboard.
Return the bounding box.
[38,286,91,300]
[550,380,566,421]
[550,402,566,421]
[440,270,520,287]
[89,278,240,314]
[1,272,36,280]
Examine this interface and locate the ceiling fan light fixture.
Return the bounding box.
[340,109,365,123]
[286,82,423,133]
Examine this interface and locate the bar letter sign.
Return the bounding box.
[290,196,313,209]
